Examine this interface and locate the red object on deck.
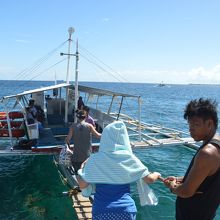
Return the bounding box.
[0,118,24,138]
[0,111,24,120]
[0,121,23,127]
[0,128,25,138]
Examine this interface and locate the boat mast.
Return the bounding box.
[66,27,74,83]
[74,39,79,123]
[64,27,74,124]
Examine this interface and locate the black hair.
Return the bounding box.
[83,105,90,112]
[184,98,218,129]
[29,99,35,106]
[76,110,86,120]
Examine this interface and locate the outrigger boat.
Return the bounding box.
[0,27,199,219]
[0,82,198,155]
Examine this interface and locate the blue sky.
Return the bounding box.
[0,0,220,84]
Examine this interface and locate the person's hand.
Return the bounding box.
[163,176,177,188]
[154,172,162,179]
[143,172,163,183]
[151,172,162,181]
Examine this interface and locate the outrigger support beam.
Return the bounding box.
[96,95,100,110]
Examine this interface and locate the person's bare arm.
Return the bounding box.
[77,175,89,189]
[77,159,90,189]
[169,145,219,198]
[66,127,73,145]
[143,172,161,183]
[90,124,101,139]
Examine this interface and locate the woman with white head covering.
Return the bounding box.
[78,121,161,220]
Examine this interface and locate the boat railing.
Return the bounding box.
[89,108,115,129]
[102,111,198,149]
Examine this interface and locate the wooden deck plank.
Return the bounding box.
[72,193,93,220]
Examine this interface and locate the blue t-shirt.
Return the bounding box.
[92,184,137,215]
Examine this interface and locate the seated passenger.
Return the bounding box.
[28,99,37,118]
[28,98,45,123]
[26,107,35,124]
[26,107,43,130]
[34,105,45,123]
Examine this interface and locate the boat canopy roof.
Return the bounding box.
[73,85,140,98]
[1,83,140,101]
[1,83,71,100]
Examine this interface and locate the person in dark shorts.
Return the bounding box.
[66,110,101,173]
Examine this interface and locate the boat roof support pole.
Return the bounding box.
[116,96,124,121]
[20,96,25,108]
[65,89,69,123]
[96,95,99,110]
[85,94,89,105]
[3,100,13,148]
[108,95,115,114]
[59,88,62,115]
[22,96,28,107]
[18,97,26,113]
[138,97,141,141]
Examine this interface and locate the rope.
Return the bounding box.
[17,58,67,88]
[1,40,68,92]
[14,40,68,81]
[78,43,129,83]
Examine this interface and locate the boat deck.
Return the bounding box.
[0,115,199,156]
[38,128,58,146]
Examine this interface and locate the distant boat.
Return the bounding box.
[158,81,166,87]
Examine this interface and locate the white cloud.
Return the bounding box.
[102,18,110,22]
[1,61,220,84]
[186,65,220,84]
[120,64,220,84]
[15,39,30,43]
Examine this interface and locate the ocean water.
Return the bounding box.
[0,80,220,220]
